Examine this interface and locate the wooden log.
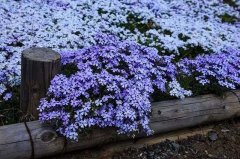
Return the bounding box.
[49,125,214,159]
[1,90,240,159]
[20,48,61,118]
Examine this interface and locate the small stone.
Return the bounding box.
[221,129,230,133]
[208,154,214,158]
[172,142,180,152]
[179,145,186,152]
[231,136,236,142]
[208,131,218,141]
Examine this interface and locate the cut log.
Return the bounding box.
[49,125,213,159]
[20,48,61,118]
[1,90,240,159]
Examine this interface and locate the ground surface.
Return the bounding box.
[48,119,240,159]
[113,120,240,159]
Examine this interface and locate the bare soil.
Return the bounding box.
[113,119,240,159]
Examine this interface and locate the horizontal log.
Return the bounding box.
[1,90,240,159]
[49,125,214,159]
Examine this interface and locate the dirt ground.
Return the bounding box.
[48,119,240,159]
[113,119,240,159]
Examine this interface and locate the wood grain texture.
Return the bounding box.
[1,90,240,159]
[48,125,213,159]
[20,47,61,118]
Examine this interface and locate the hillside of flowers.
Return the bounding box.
[0,0,240,139]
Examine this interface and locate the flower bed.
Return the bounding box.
[1,90,240,159]
[0,0,240,140]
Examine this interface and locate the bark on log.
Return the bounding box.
[1,90,240,159]
[20,48,61,118]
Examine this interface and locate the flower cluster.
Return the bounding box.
[178,48,240,89]
[0,0,240,99]
[38,34,191,140]
[1,0,240,140]
[0,46,20,100]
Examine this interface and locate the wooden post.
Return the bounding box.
[20,47,61,119]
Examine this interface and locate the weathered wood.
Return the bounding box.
[1,90,240,159]
[20,47,61,118]
[49,125,213,159]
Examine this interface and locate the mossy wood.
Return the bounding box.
[1,90,240,159]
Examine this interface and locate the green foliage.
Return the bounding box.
[178,33,190,42]
[120,13,212,62]
[176,45,211,61]
[223,0,238,7]
[97,8,108,15]
[0,87,22,126]
[177,74,229,97]
[220,13,239,24]
[151,88,177,102]
[61,63,78,77]
[119,13,157,33]
[151,75,229,102]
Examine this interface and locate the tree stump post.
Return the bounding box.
[20,47,61,119]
